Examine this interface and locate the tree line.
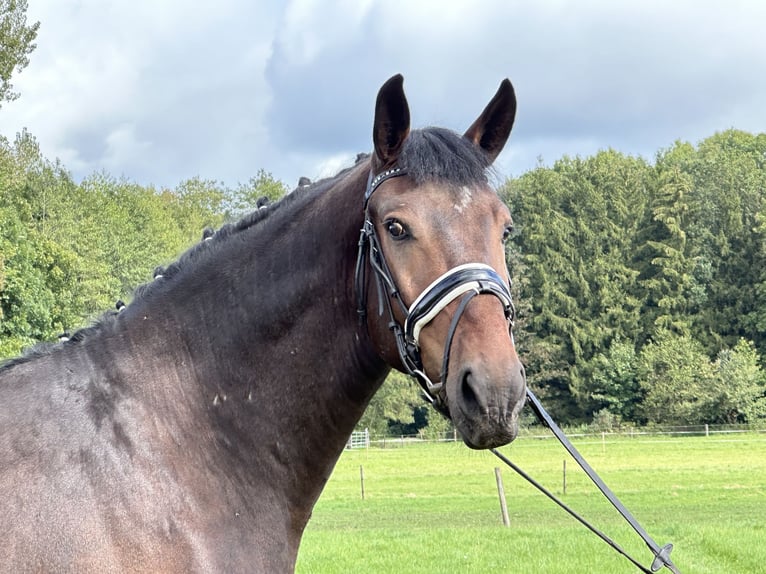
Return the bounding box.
[0,129,287,358]
[503,131,766,427]
[2,126,765,432]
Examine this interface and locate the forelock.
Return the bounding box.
[398,127,491,187]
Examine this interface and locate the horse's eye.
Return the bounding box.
[386,219,408,239]
[502,226,514,243]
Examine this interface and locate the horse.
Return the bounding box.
[0,74,526,573]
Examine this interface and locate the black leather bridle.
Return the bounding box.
[354,166,516,405]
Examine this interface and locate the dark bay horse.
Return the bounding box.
[0,75,525,572]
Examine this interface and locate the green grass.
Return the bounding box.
[296,433,766,573]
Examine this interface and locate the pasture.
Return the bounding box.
[296,432,766,573]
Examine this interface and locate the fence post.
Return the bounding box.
[705,423,709,437]
[562,459,567,495]
[494,467,511,527]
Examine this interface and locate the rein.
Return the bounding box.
[493,389,682,574]
[354,166,515,403]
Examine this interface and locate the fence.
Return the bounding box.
[346,428,370,449]
[361,423,766,448]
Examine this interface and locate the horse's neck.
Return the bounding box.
[121,164,388,524]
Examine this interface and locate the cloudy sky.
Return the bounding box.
[1,0,765,190]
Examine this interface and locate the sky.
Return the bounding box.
[1,0,765,191]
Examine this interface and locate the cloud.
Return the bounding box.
[1,0,765,189]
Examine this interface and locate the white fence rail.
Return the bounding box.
[360,423,766,448]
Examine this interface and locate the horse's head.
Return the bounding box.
[358,74,526,449]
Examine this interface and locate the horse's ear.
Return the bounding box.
[373,74,410,166]
[464,79,516,163]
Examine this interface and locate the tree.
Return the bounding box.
[500,164,585,421]
[0,0,39,107]
[634,161,696,338]
[712,339,766,424]
[683,131,766,357]
[356,371,422,436]
[577,338,641,422]
[638,330,718,425]
[0,136,234,359]
[501,152,649,422]
[0,131,79,356]
[229,169,288,217]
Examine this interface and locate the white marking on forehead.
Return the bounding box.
[453,186,473,213]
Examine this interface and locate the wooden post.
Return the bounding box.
[494,467,510,527]
[562,459,567,495]
[360,465,365,500]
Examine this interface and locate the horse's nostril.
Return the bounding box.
[460,369,487,413]
[461,370,476,404]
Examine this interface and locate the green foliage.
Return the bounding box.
[229,169,289,217]
[682,131,766,354]
[77,173,227,295]
[577,338,641,422]
[0,131,247,358]
[634,332,766,425]
[635,162,695,335]
[0,0,39,107]
[503,130,766,426]
[357,371,455,438]
[503,151,649,422]
[0,131,75,350]
[357,371,423,436]
[712,339,766,423]
[638,330,718,425]
[416,406,453,439]
[173,177,228,233]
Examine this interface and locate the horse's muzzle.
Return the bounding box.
[453,362,526,449]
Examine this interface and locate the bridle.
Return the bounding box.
[354,166,516,405]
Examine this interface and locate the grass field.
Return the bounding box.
[295,433,766,573]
